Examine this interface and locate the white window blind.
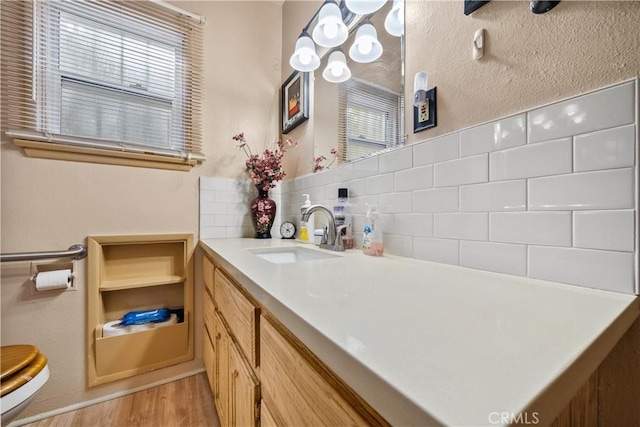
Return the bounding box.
[338,78,403,162]
[1,0,204,162]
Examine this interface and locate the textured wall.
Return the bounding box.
[0,1,282,419]
[405,0,640,143]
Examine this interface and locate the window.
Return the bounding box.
[1,0,204,169]
[338,78,403,162]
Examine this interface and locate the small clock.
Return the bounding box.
[280,221,297,239]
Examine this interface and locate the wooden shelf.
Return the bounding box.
[87,233,194,387]
[99,275,185,291]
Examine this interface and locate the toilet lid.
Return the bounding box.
[1,345,47,397]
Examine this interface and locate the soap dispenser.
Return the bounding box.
[300,194,314,243]
[363,203,383,256]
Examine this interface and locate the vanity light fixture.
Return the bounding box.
[312,1,349,48]
[344,0,386,15]
[384,0,404,37]
[322,50,352,83]
[349,21,383,63]
[290,29,321,72]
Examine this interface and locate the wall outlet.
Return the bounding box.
[418,102,430,123]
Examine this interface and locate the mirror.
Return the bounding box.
[308,1,404,171]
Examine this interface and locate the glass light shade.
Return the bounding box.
[349,23,383,63]
[312,2,349,48]
[322,50,351,83]
[290,31,320,71]
[384,0,404,37]
[344,0,387,15]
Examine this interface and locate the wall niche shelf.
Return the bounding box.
[87,233,194,387]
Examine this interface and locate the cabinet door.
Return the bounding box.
[229,339,260,427]
[260,317,369,426]
[214,269,258,367]
[203,326,215,393]
[259,399,279,427]
[203,255,214,297]
[214,311,230,426]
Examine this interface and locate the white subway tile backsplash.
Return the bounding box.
[395,165,434,192]
[200,226,226,239]
[350,195,380,214]
[460,180,526,212]
[218,81,637,295]
[346,179,365,197]
[574,124,636,172]
[434,213,488,241]
[379,192,412,214]
[490,138,572,181]
[384,235,413,258]
[413,133,459,166]
[395,213,433,236]
[201,202,227,215]
[413,187,459,213]
[573,210,635,252]
[353,156,379,177]
[528,81,635,143]
[460,114,526,157]
[200,191,216,204]
[226,203,249,215]
[529,168,634,211]
[379,146,413,173]
[364,173,395,195]
[460,241,527,276]
[528,246,635,294]
[434,154,488,187]
[413,237,459,265]
[490,212,572,246]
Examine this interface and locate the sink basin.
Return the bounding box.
[248,246,340,264]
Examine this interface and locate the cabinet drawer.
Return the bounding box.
[260,317,369,426]
[214,269,258,367]
[203,255,214,297]
[204,290,215,338]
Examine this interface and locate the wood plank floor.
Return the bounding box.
[23,373,220,427]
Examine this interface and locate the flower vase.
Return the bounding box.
[250,185,276,239]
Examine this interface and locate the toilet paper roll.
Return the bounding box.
[35,269,71,291]
[154,313,178,328]
[128,323,155,333]
[102,320,129,337]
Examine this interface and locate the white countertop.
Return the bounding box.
[201,238,639,426]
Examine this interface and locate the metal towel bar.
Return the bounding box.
[0,244,87,263]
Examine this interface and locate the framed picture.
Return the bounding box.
[281,70,309,134]
[464,0,490,15]
[413,87,437,133]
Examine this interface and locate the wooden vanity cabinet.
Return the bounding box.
[260,316,373,426]
[201,250,388,427]
[202,258,259,427]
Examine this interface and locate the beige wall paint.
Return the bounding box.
[284,0,640,176]
[0,1,282,418]
[405,0,640,143]
[281,0,320,179]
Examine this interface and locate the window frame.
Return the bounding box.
[1,0,204,171]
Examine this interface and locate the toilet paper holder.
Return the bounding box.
[30,261,77,292]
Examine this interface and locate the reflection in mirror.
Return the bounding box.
[310,1,404,171]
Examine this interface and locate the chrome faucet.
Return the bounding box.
[301,204,345,252]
